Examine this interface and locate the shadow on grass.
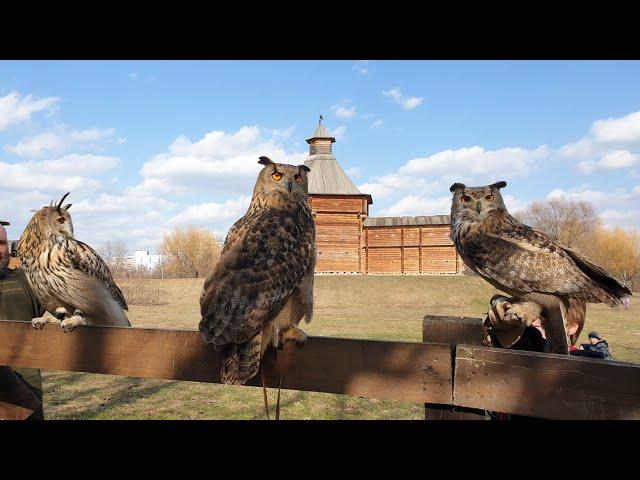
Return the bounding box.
[44,374,179,419]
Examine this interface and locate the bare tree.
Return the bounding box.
[98,240,130,279]
[159,226,221,278]
[589,226,640,286]
[514,197,601,252]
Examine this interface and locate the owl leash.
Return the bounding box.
[260,345,286,420]
[260,366,270,420]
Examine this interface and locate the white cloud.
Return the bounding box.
[578,150,640,174]
[0,160,102,193]
[0,92,59,131]
[329,126,347,141]
[0,154,120,194]
[69,127,115,142]
[331,101,357,119]
[134,125,307,196]
[352,60,370,76]
[344,167,361,178]
[4,132,66,157]
[591,111,640,144]
[370,119,383,128]
[272,125,296,138]
[382,87,424,110]
[399,145,548,181]
[4,127,117,158]
[380,194,452,216]
[560,111,640,174]
[128,72,139,80]
[166,196,251,228]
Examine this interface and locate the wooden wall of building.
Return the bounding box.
[309,195,367,274]
[362,225,460,275]
[309,195,461,274]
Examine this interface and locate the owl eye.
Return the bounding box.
[485,194,495,201]
[460,195,471,203]
[294,174,302,184]
[57,217,65,224]
[271,171,283,181]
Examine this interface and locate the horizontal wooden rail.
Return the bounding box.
[454,344,640,420]
[0,320,453,405]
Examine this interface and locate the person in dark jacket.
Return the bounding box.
[580,331,614,360]
[0,221,45,420]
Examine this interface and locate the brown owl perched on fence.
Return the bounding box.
[450,181,631,354]
[199,156,316,385]
[17,193,130,332]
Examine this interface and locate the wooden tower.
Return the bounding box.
[304,118,372,273]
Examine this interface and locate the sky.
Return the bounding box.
[1,60,640,253]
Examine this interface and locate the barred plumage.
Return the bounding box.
[199,157,316,385]
[17,193,130,331]
[450,181,631,354]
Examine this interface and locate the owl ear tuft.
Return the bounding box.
[490,181,507,190]
[299,164,310,173]
[449,183,466,193]
[258,156,274,166]
[63,204,72,211]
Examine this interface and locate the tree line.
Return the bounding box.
[515,198,640,288]
[99,226,223,280]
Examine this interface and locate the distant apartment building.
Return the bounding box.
[114,250,165,271]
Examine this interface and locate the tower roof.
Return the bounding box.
[304,154,363,195]
[303,117,370,202]
[306,122,335,143]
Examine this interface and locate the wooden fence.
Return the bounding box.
[0,316,639,420]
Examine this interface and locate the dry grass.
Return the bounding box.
[40,275,639,420]
[119,282,167,306]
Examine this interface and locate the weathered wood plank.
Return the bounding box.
[0,321,452,404]
[454,345,640,420]
[423,315,486,420]
[423,315,485,352]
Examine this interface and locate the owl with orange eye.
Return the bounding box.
[17,192,130,332]
[450,181,630,354]
[199,156,316,385]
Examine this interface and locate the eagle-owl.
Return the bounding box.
[450,181,631,354]
[199,156,316,385]
[18,193,130,332]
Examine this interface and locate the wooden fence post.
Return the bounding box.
[423,315,487,420]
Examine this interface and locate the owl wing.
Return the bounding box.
[463,224,628,305]
[66,238,128,311]
[199,207,315,349]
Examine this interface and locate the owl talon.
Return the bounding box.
[31,312,62,330]
[60,313,87,333]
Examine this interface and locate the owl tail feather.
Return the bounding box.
[220,336,262,385]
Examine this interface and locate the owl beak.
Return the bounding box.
[476,202,482,214]
[288,181,293,193]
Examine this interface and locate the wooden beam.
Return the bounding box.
[400,225,405,274]
[418,227,423,274]
[423,315,485,353]
[454,345,640,420]
[423,315,486,420]
[365,228,369,274]
[0,320,452,405]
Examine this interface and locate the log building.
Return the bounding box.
[303,120,462,274]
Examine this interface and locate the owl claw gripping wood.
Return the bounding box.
[199,156,317,392]
[18,192,131,332]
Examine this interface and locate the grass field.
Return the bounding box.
[40,275,639,420]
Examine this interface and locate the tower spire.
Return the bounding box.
[306,116,335,155]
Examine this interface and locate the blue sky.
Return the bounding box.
[1,60,639,252]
